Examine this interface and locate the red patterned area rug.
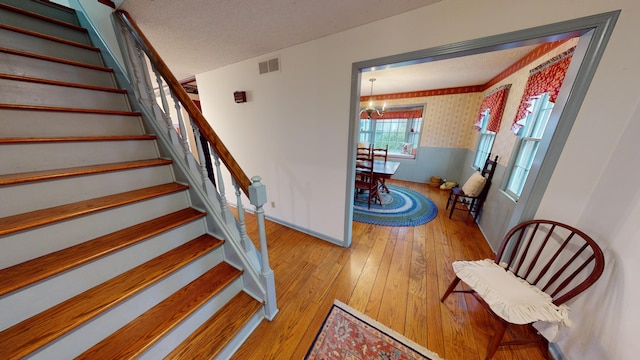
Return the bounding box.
[305,300,443,360]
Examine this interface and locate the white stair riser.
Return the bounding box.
[0,220,213,330]
[214,307,265,360]
[0,78,129,111]
[1,140,160,173]
[0,51,116,88]
[141,280,246,360]
[0,191,193,268]
[0,28,101,66]
[0,7,90,45]
[0,165,176,217]
[0,0,78,25]
[33,270,240,360]
[0,109,144,137]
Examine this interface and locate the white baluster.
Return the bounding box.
[234,180,252,253]
[122,29,153,112]
[171,91,190,159]
[153,69,173,131]
[212,151,229,220]
[119,29,142,102]
[137,46,157,112]
[191,126,209,192]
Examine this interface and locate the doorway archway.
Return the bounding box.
[343,11,619,247]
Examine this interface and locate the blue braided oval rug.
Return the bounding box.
[353,185,438,227]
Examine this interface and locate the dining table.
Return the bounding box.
[371,159,400,178]
[356,159,399,195]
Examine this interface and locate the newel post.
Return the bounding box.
[248,176,278,320]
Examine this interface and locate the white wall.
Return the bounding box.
[64,0,126,71]
[197,0,639,358]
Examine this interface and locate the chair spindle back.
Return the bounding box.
[495,219,604,305]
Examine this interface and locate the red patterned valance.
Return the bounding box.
[511,47,575,134]
[474,84,511,132]
[360,109,423,120]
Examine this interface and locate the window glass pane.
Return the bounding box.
[375,119,407,152]
[506,92,553,199]
[507,140,540,196]
[531,105,553,138]
[473,109,495,169]
[409,118,422,148]
[473,133,495,169]
[358,105,424,157]
[359,119,372,143]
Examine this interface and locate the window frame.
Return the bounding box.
[472,109,496,170]
[505,93,554,200]
[358,105,424,159]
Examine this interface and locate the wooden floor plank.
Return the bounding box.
[231,179,547,360]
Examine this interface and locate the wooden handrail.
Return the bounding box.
[115,10,252,196]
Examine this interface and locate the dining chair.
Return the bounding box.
[356,143,373,183]
[354,156,380,209]
[441,219,605,359]
[372,144,388,162]
[372,144,389,193]
[357,143,372,161]
[446,154,498,222]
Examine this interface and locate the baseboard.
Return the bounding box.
[265,215,346,247]
[549,343,567,360]
[227,203,346,247]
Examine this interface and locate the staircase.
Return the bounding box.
[0,1,267,358]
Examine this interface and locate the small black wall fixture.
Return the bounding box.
[234,91,247,103]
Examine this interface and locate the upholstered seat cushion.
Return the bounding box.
[452,259,573,340]
[460,171,486,197]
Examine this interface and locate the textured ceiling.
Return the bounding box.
[118,0,441,81]
[361,44,539,95]
[117,0,543,96]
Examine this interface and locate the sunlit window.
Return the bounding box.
[505,93,554,199]
[358,106,423,158]
[473,109,496,169]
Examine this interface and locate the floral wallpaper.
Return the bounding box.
[364,92,482,149]
[488,38,579,166]
[358,37,580,167]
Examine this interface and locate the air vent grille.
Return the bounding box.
[259,57,280,74]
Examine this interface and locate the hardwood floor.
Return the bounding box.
[232,179,548,360]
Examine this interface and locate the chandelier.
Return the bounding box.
[360,78,385,119]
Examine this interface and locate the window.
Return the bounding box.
[505,93,553,199]
[358,106,423,158]
[473,109,496,169]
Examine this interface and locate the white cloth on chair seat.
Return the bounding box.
[452,259,573,341]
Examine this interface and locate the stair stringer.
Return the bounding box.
[77,8,269,313]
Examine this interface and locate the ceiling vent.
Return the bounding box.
[259,57,280,74]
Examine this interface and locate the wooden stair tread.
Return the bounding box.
[0,234,224,359]
[0,182,189,236]
[0,47,113,72]
[77,262,243,359]
[0,158,173,186]
[0,3,88,33]
[166,291,263,359]
[0,23,99,51]
[0,73,126,93]
[0,207,206,297]
[0,103,141,116]
[0,135,156,144]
